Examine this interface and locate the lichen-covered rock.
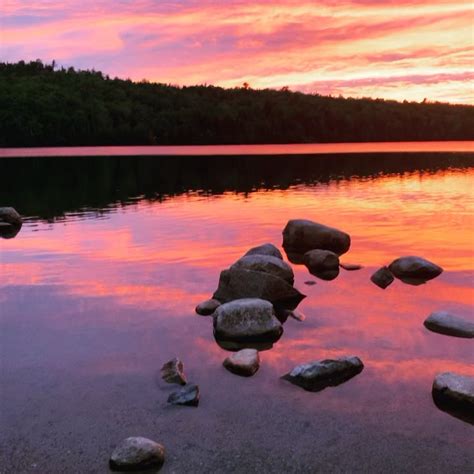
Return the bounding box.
[244,243,283,260]
[370,266,394,289]
[213,268,305,310]
[389,256,443,281]
[282,356,364,392]
[167,383,200,406]
[304,249,340,278]
[231,254,294,284]
[161,358,187,385]
[109,437,165,471]
[195,298,221,316]
[223,348,260,376]
[0,207,22,226]
[282,219,351,255]
[213,298,283,342]
[424,311,474,338]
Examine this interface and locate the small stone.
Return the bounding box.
[167,383,200,406]
[223,349,260,376]
[161,358,187,385]
[195,298,221,316]
[109,437,165,471]
[244,243,283,260]
[370,266,394,289]
[304,249,340,273]
[304,280,317,286]
[424,311,474,338]
[389,256,443,281]
[281,309,306,322]
[340,263,363,271]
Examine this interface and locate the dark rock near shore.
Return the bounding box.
[160,358,187,385]
[0,207,22,226]
[389,256,443,281]
[213,268,305,310]
[340,262,363,271]
[282,356,364,392]
[213,298,283,342]
[282,219,351,256]
[223,348,260,376]
[109,437,165,471]
[167,383,200,407]
[231,254,294,284]
[304,249,340,279]
[195,298,221,316]
[244,243,283,260]
[424,311,474,338]
[370,266,394,289]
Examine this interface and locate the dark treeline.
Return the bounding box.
[1,60,473,147]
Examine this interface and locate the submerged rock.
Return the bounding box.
[282,219,351,256]
[109,437,165,471]
[370,266,394,289]
[424,311,474,338]
[432,372,474,424]
[195,298,221,316]
[167,383,200,406]
[304,249,340,279]
[0,207,22,226]
[304,280,317,286]
[161,358,187,385]
[340,262,363,271]
[213,268,305,310]
[389,256,443,281]
[244,243,283,260]
[231,254,294,284]
[223,348,260,376]
[282,356,364,392]
[213,298,283,342]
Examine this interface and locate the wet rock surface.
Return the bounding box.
[223,348,260,376]
[244,243,283,260]
[231,254,294,284]
[424,311,474,338]
[282,219,351,255]
[195,298,221,316]
[389,256,443,281]
[370,266,394,289]
[282,356,364,392]
[109,437,165,471]
[160,358,187,385]
[167,383,200,407]
[213,298,283,342]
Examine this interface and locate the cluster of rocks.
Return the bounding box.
[160,357,199,406]
[0,207,22,239]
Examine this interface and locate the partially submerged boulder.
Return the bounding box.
[213,298,283,342]
[424,311,474,338]
[213,268,305,310]
[195,298,221,316]
[370,266,394,289]
[244,243,283,260]
[282,356,364,392]
[389,256,443,282]
[0,207,22,226]
[231,254,294,284]
[167,383,200,407]
[282,219,351,256]
[304,249,340,280]
[160,358,187,385]
[109,437,165,471]
[223,348,260,376]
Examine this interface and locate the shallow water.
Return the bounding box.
[1,153,473,473]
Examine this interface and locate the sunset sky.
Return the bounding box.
[1,0,473,103]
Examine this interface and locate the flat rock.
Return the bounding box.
[223,348,260,376]
[340,262,363,271]
[213,267,305,310]
[282,356,364,392]
[167,383,200,406]
[109,437,165,471]
[389,256,443,281]
[231,254,294,284]
[0,207,22,226]
[244,243,283,260]
[213,298,283,342]
[370,266,394,289]
[195,298,221,316]
[160,358,187,385]
[282,219,351,255]
[424,311,474,338]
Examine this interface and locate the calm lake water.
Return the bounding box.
[1,151,473,473]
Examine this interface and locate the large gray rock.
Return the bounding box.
[167,384,200,406]
[424,311,474,338]
[304,249,340,280]
[109,437,165,471]
[195,298,221,316]
[282,219,351,255]
[0,207,22,226]
[282,356,364,392]
[160,358,187,385]
[223,348,260,376]
[213,268,305,310]
[370,266,394,289]
[231,254,294,284]
[244,243,283,260]
[389,256,443,281]
[213,298,283,342]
